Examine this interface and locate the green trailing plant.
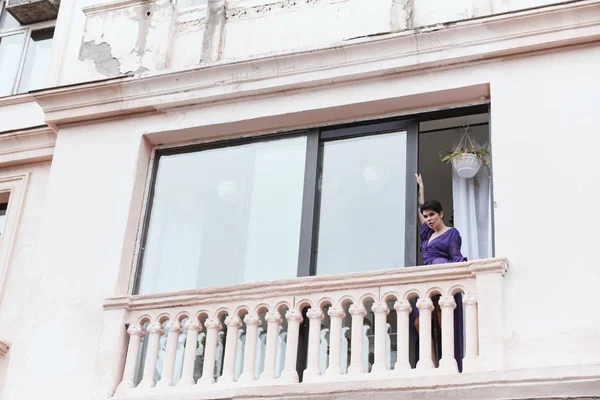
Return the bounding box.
[439,146,490,166]
[439,126,489,168]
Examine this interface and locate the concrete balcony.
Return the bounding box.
[104,258,508,399]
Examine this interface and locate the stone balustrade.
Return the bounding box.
[105,258,507,398]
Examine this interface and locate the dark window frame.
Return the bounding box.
[131,104,490,295]
[0,4,56,96]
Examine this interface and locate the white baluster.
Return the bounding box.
[234,330,246,380]
[439,296,459,373]
[371,302,390,374]
[276,327,287,378]
[173,326,186,383]
[215,331,225,378]
[197,318,222,385]
[116,324,145,393]
[238,314,261,382]
[281,309,302,383]
[259,311,283,382]
[348,304,367,375]
[220,316,242,384]
[416,298,435,371]
[255,328,266,378]
[393,300,412,373]
[157,321,183,387]
[385,323,392,369]
[155,331,168,381]
[303,308,324,381]
[462,292,479,372]
[326,307,345,377]
[138,322,164,389]
[319,329,329,375]
[362,325,370,372]
[341,327,350,373]
[177,320,201,386]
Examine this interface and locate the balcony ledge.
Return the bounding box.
[112,364,600,400]
[104,258,508,311]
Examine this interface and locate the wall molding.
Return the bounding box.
[0,173,30,314]
[0,126,56,168]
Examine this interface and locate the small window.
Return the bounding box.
[0,202,7,237]
[0,0,54,97]
[18,27,54,92]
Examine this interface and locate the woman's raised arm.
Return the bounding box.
[415,173,426,225]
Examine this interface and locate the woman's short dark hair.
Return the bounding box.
[420,200,443,214]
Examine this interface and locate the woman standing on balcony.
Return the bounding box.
[415,173,467,265]
[414,173,466,370]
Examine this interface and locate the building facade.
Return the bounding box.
[0,0,599,399]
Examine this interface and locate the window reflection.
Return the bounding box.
[137,136,307,294]
[18,27,54,92]
[315,131,408,275]
[0,33,25,96]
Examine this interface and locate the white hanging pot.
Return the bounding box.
[452,153,482,179]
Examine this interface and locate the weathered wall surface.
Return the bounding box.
[61,0,570,83]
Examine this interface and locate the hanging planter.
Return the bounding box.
[440,126,489,179]
[452,152,482,178]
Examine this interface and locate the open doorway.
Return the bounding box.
[417,112,492,265]
[412,111,492,370]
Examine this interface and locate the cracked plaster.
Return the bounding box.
[74,0,570,81]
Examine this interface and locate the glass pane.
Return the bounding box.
[18,28,54,93]
[138,136,307,294]
[0,4,21,29]
[0,33,25,96]
[316,131,408,275]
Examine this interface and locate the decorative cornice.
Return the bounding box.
[0,93,34,107]
[32,1,600,129]
[0,126,56,168]
[103,258,508,311]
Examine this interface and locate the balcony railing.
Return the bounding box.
[104,258,507,398]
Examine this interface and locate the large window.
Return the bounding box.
[0,0,54,96]
[135,120,419,295]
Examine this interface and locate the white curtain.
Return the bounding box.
[452,142,493,260]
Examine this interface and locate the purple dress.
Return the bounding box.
[420,223,467,265]
[415,223,467,371]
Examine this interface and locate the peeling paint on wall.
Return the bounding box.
[391,0,414,31]
[79,41,122,76]
[79,0,177,78]
[73,0,571,83]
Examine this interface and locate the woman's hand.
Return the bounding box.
[415,173,424,188]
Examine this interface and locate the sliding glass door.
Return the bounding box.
[310,121,419,276]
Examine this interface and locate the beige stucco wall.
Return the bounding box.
[1,41,599,398]
[0,0,599,399]
[0,162,51,395]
